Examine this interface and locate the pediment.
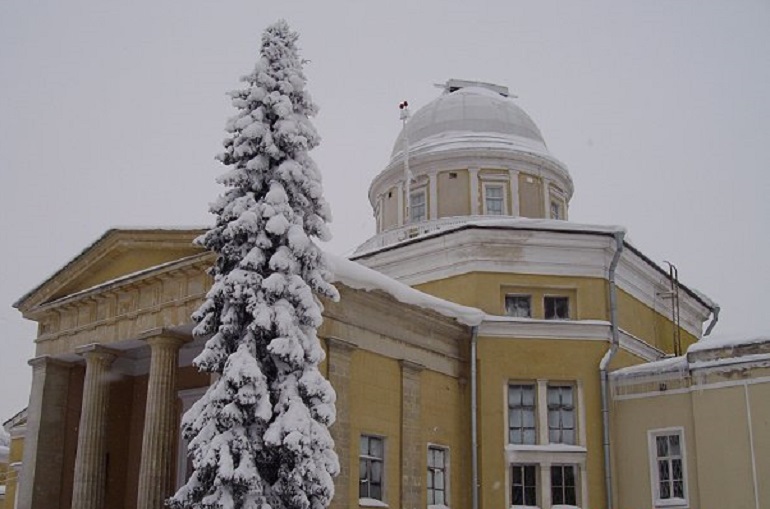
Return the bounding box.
[16,227,208,315]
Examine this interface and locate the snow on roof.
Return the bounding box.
[688,331,770,352]
[612,332,770,378]
[325,253,485,327]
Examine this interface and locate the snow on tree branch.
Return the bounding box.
[169,19,339,509]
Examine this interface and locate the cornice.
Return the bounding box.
[355,226,712,337]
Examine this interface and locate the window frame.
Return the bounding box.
[544,295,570,320]
[504,294,532,318]
[550,464,578,506]
[511,464,538,506]
[427,444,449,507]
[508,383,537,445]
[648,427,688,507]
[409,188,427,223]
[547,384,576,445]
[482,182,507,216]
[359,434,385,503]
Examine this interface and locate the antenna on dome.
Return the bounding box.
[399,100,413,224]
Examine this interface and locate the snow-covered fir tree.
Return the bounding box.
[169,20,339,509]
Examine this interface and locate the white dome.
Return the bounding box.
[390,83,550,161]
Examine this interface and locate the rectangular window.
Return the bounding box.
[550,200,563,220]
[484,185,505,215]
[505,294,532,318]
[427,446,448,506]
[508,384,536,445]
[410,190,426,223]
[550,465,577,506]
[359,435,384,501]
[547,385,575,445]
[511,464,537,506]
[649,429,687,505]
[544,296,569,320]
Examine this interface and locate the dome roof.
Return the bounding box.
[390,81,550,160]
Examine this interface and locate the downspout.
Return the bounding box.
[470,325,479,509]
[704,305,720,336]
[600,231,624,509]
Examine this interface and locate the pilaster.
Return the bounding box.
[400,360,423,509]
[469,167,480,215]
[18,356,72,509]
[542,178,551,218]
[326,337,356,509]
[428,172,438,220]
[137,334,187,509]
[71,344,119,509]
[509,169,520,216]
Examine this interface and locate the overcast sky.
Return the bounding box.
[1,1,768,421]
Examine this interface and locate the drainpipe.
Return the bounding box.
[470,325,479,509]
[704,305,720,336]
[600,231,624,509]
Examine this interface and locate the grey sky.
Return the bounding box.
[1,1,768,420]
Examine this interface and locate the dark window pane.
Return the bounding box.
[551,466,563,486]
[370,483,381,501]
[670,434,681,456]
[564,465,575,486]
[659,460,670,481]
[512,466,522,484]
[512,487,523,505]
[672,459,682,481]
[657,436,668,457]
[565,486,577,505]
[660,480,670,499]
[674,480,684,498]
[524,486,537,505]
[524,465,536,486]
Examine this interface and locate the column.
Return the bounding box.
[428,172,438,220]
[137,335,187,509]
[400,360,423,509]
[327,337,356,509]
[469,167,480,215]
[537,379,549,444]
[508,169,520,216]
[71,345,118,509]
[18,356,72,509]
[542,177,551,219]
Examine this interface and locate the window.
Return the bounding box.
[410,190,426,223]
[547,385,575,445]
[508,384,536,444]
[427,446,448,506]
[359,435,384,501]
[484,185,505,215]
[505,295,532,318]
[550,200,563,220]
[649,429,687,505]
[511,464,537,506]
[544,296,569,320]
[551,465,577,505]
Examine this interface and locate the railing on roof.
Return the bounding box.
[354,216,493,255]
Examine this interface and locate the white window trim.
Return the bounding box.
[482,182,508,216]
[647,427,689,508]
[505,380,588,509]
[359,434,386,505]
[427,443,450,508]
[176,386,208,490]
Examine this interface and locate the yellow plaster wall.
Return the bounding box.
[613,392,698,509]
[519,173,544,218]
[476,337,615,509]
[381,186,399,232]
[748,381,770,506]
[3,434,25,509]
[437,169,470,218]
[617,289,698,353]
[415,272,608,320]
[349,350,402,507]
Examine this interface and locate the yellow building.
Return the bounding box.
[11,79,763,509]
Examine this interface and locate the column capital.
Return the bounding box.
[28,355,73,370]
[400,359,424,373]
[75,344,120,364]
[138,328,190,350]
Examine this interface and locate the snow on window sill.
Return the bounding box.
[359,498,388,508]
[505,443,587,453]
[429,504,451,509]
[552,505,581,509]
[511,505,540,509]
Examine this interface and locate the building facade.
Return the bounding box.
[7,80,763,509]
